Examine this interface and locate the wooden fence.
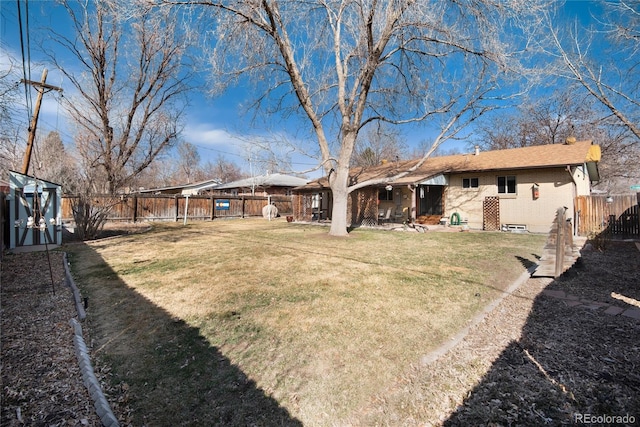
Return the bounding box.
[575,194,640,238]
[61,194,294,223]
[1,191,5,263]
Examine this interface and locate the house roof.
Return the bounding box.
[297,140,601,190]
[215,173,309,190]
[9,170,62,188]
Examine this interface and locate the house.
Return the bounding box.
[211,173,309,197]
[136,178,222,195]
[293,140,601,233]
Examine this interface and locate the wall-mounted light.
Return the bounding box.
[385,185,393,191]
[606,196,613,204]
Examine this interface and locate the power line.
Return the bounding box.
[24,0,32,83]
[16,0,32,121]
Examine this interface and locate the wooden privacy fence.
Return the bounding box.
[575,194,640,238]
[61,194,294,223]
[1,191,5,263]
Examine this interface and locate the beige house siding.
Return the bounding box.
[445,167,586,233]
[377,186,413,222]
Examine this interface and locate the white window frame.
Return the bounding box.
[462,177,479,189]
[497,175,517,194]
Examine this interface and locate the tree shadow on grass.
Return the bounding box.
[444,241,640,425]
[67,242,302,427]
[516,254,540,271]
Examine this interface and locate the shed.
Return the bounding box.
[8,171,62,250]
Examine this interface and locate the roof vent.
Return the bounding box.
[474,145,480,155]
[565,135,577,145]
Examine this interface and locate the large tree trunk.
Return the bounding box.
[328,157,352,237]
[329,187,349,236]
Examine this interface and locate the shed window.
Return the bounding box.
[463,177,479,189]
[497,175,516,194]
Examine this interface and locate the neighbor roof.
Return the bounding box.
[297,140,601,190]
[136,178,222,194]
[215,173,309,190]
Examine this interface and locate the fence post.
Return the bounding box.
[132,195,138,223]
[184,195,189,226]
[554,207,566,278]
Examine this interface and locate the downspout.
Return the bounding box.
[566,165,578,187]
[566,165,578,235]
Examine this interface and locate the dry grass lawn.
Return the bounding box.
[66,219,545,426]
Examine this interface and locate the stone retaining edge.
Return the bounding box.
[63,253,120,427]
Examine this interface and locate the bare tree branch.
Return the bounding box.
[162,0,546,235]
[46,0,192,194]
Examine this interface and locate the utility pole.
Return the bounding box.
[20,69,63,174]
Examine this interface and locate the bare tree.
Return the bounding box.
[175,141,202,184]
[543,1,640,140]
[0,50,24,176]
[42,0,191,239]
[133,148,244,188]
[169,0,542,235]
[31,131,80,192]
[47,0,191,194]
[352,124,407,167]
[475,88,640,193]
[476,89,594,150]
[209,155,244,183]
[594,124,640,193]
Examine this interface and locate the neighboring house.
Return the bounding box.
[137,178,222,195]
[211,173,309,197]
[294,140,601,233]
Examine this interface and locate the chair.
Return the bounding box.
[379,208,392,224]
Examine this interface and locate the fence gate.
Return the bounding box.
[575,194,639,238]
[483,196,500,231]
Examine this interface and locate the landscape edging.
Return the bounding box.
[63,253,120,427]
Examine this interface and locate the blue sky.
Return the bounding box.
[1,1,599,178]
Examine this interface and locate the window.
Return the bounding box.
[378,188,393,201]
[497,175,516,194]
[463,177,479,189]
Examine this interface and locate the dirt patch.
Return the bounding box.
[1,251,101,426]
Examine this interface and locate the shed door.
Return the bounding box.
[14,187,59,246]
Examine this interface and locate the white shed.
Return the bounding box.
[8,171,62,250]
